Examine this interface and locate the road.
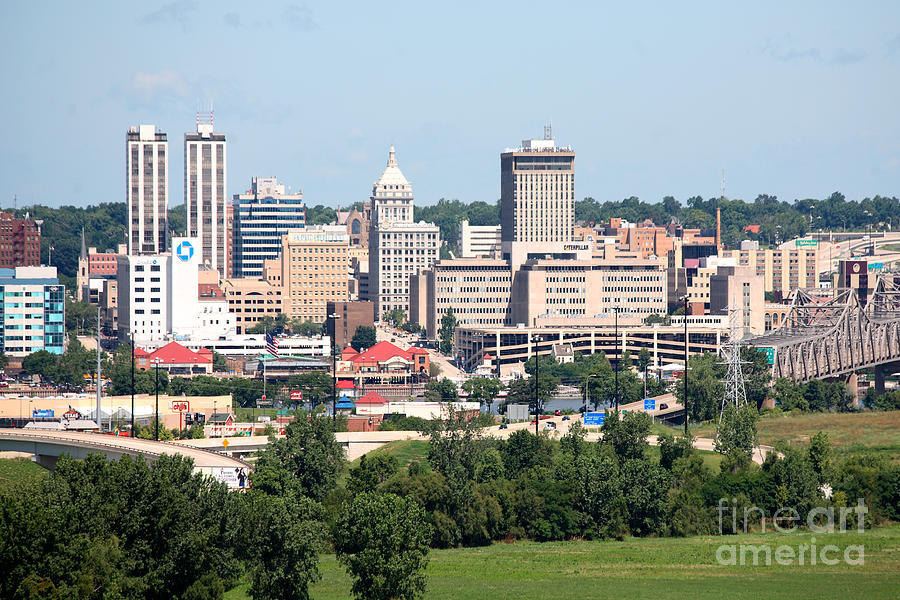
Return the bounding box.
[0,428,251,469]
[375,322,461,378]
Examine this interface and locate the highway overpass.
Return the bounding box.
[0,429,251,487]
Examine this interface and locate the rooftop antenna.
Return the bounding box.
[544,123,553,141]
[721,168,726,202]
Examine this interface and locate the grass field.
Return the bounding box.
[880,242,900,252]
[0,457,47,492]
[357,439,430,470]
[225,525,900,600]
[692,411,900,462]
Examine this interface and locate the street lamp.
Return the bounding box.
[681,295,689,436]
[151,357,162,441]
[613,306,621,412]
[328,313,341,423]
[130,332,135,437]
[583,372,603,412]
[531,333,542,435]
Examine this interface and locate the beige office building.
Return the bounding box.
[709,265,765,337]
[459,220,501,257]
[185,115,227,276]
[720,246,819,296]
[281,226,350,323]
[412,256,667,338]
[223,277,283,334]
[500,133,575,268]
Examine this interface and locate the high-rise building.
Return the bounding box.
[458,220,501,257]
[0,267,65,357]
[185,113,227,275]
[500,132,575,268]
[127,125,168,255]
[233,177,306,278]
[367,147,441,316]
[281,226,350,323]
[0,212,41,268]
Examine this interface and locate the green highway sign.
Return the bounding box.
[759,347,775,364]
[796,239,818,247]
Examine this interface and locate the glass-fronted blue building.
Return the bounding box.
[0,267,65,356]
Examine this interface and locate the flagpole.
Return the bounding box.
[263,328,267,420]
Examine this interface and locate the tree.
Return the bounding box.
[350,326,377,351]
[637,348,651,399]
[252,413,345,500]
[334,492,432,600]
[382,308,406,326]
[243,491,325,600]
[212,350,227,372]
[601,410,652,462]
[808,431,833,483]
[714,403,758,457]
[461,377,502,413]
[675,352,725,422]
[575,452,629,539]
[424,378,458,402]
[506,373,558,411]
[21,350,57,380]
[438,308,457,355]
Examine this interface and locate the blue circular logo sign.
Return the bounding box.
[176,241,194,262]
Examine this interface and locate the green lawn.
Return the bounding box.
[360,439,430,470]
[226,526,900,600]
[880,242,900,252]
[693,411,900,462]
[0,457,47,493]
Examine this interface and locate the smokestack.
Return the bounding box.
[716,207,722,252]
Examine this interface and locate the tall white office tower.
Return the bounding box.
[127,125,169,255]
[185,112,227,275]
[367,146,440,316]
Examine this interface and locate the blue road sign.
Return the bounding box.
[643,398,655,410]
[584,412,606,426]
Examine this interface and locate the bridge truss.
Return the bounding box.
[746,275,900,382]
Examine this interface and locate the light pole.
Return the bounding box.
[532,334,542,434]
[681,295,689,436]
[613,306,621,411]
[152,358,162,441]
[583,372,602,412]
[130,332,135,437]
[328,313,341,423]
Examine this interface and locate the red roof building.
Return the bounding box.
[336,380,356,390]
[348,341,429,375]
[357,391,388,405]
[135,341,213,376]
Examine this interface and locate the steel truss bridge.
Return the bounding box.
[746,276,900,385]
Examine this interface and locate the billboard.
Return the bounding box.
[33,409,54,418]
[583,412,606,426]
[209,467,249,489]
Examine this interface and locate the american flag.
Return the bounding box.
[265,332,279,357]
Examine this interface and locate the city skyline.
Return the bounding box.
[2,2,900,210]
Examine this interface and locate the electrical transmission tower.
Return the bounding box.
[717,306,749,427]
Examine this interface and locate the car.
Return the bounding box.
[543,421,557,430]
[390,338,396,342]
[499,423,508,429]
[561,415,571,421]
[554,409,561,416]
[660,403,669,410]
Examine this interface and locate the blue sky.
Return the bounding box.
[1,1,898,209]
